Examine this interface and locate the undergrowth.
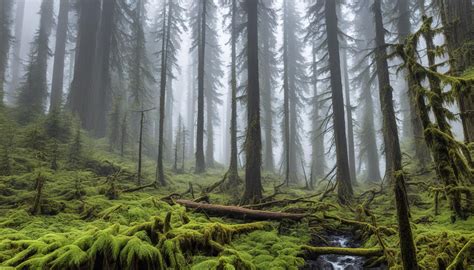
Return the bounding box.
[0,111,473,269]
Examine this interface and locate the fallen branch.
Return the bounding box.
[260,182,285,203]
[175,199,307,221]
[300,245,383,257]
[324,213,397,236]
[446,239,473,270]
[201,172,228,194]
[122,182,156,193]
[242,192,322,210]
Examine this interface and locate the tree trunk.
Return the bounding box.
[49,0,69,112]
[225,0,239,187]
[310,46,326,186]
[164,75,173,160]
[282,0,291,185]
[260,1,275,173]
[137,111,144,185]
[373,1,419,269]
[7,0,24,104]
[341,48,357,184]
[206,89,215,168]
[422,18,464,218]
[361,71,382,182]
[324,0,353,204]
[0,0,13,107]
[157,0,171,186]
[195,0,206,173]
[91,0,115,137]
[398,0,431,168]
[438,0,474,142]
[187,60,196,159]
[69,0,100,130]
[241,0,263,204]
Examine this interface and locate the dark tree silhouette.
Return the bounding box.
[16,0,54,123]
[49,0,70,112]
[7,0,25,103]
[0,0,14,106]
[241,0,262,204]
[373,0,419,268]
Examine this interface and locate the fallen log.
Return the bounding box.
[301,245,383,257]
[175,199,307,221]
[242,192,323,210]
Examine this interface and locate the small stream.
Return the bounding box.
[302,233,387,270]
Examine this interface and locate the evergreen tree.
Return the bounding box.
[308,43,327,188]
[155,0,186,186]
[90,0,128,137]
[68,0,101,130]
[0,0,14,107]
[16,0,54,123]
[307,0,353,204]
[204,16,223,168]
[7,0,25,103]
[49,0,70,112]
[281,0,306,185]
[241,0,262,204]
[353,0,381,182]
[128,0,154,112]
[190,0,221,173]
[397,0,431,168]
[259,0,278,173]
[373,0,419,268]
[437,0,474,142]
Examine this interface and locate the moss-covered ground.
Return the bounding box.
[0,113,473,269]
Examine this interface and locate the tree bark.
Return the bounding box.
[241,0,263,204]
[373,1,419,269]
[341,48,357,184]
[187,61,196,159]
[438,0,474,142]
[91,0,115,137]
[69,0,100,130]
[195,0,207,173]
[282,0,291,185]
[157,0,172,186]
[206,89,215,168]
[0,0,13,107]
[49,0,69,112]
[260,0,275,172]
[310,46,326,186]
[398,0,431,168]
[225,0,240,187]
[324,0,353,204]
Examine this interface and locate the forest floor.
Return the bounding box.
[0,118,473,269]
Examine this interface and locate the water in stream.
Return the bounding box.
[302,234,387,270]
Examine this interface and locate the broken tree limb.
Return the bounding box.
[122,182,156,193]
[242,192,323,210]
[446,239,474,270]
[201,172,228,194]
[300,245,384,257]
[175,199,307,221]
[323,213,397,236]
